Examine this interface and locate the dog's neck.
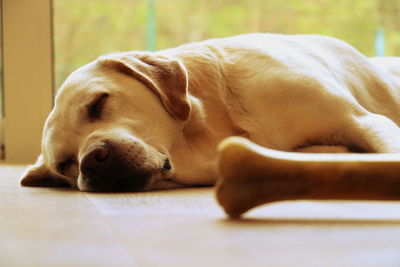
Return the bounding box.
[179,46,246,139]
[167,48,248,185]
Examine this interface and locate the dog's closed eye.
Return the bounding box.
[88,93,109,120]
[57,158,75,176]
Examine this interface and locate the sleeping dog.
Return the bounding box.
[20,33,400,192]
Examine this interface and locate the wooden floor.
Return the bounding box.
[1,165,400,266]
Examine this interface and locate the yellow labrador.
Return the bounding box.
[20,33,400,192]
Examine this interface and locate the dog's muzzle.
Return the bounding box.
[79,141,152,192]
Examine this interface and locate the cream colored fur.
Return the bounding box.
[20,33,400,191]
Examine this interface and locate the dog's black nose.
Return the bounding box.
[80,143,110,178]
[79,141,151,192]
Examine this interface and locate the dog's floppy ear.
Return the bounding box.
[98,52,191,121]
[20,155,69,187]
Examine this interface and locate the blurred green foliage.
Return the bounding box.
[53,0,400,90]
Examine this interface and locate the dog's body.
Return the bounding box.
[21,33,400,192]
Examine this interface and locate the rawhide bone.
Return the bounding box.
[215,137,400,218]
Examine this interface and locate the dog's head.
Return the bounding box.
[20,52,191,191]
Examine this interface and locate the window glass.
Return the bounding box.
[53,0,400,90]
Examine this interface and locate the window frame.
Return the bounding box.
[2,0,53,163]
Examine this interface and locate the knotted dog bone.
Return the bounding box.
[215,137,400,218]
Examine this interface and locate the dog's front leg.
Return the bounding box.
[345,113,400,153]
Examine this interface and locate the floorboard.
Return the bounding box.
[1,164,400,266]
